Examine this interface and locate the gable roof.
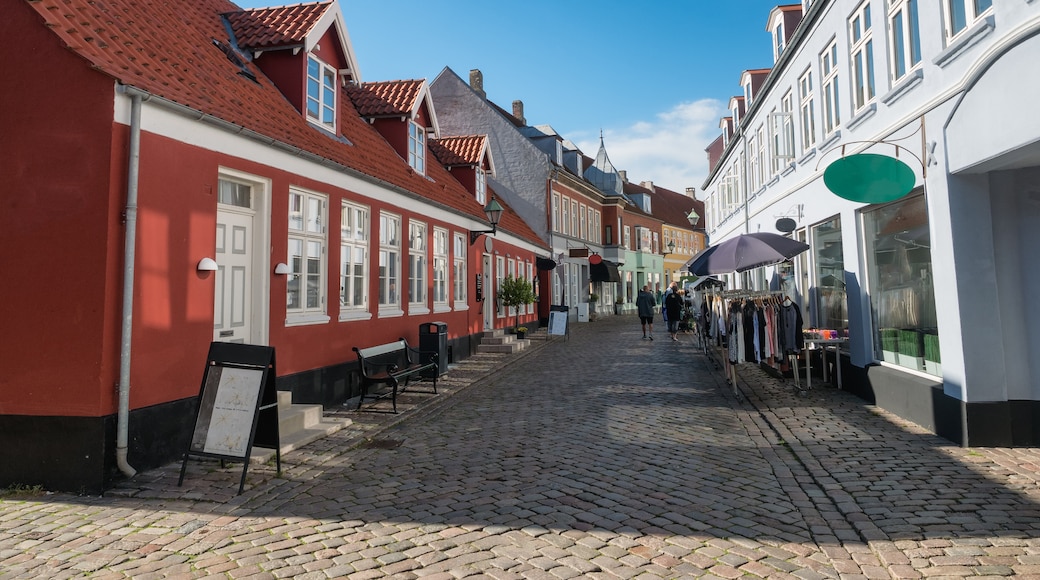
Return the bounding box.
[347,79,440,134]
[23,0,545,248]
[226,1,360,81]
[429,135,494,174]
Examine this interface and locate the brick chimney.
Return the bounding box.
[640,180,655,192]
[685,187,697,200]
[512,100,525,124]
[618,170,628,183]
[469,69,485,98]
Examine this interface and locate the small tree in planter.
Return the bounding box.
[497,275,536,332]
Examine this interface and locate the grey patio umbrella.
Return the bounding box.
[686,232,810,276]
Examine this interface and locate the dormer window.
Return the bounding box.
[475,168,487,205]
[773,19,785,61]
[744,82,753,106]
[408,120,426,175]
[307,55,336,131]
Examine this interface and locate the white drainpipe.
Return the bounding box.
[116,85,145,478]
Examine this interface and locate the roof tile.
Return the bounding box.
[226,2,332,50]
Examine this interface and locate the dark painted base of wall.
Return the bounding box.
[0,333,487,494]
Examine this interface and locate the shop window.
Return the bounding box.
[811,217,847,332]
[863,193,939,375]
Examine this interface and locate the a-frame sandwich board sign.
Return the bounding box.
[178,342,281,495]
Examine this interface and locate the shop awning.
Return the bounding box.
[590,260,621,282]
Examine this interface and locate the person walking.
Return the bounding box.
[636,285,656,341]
[664,282,683,341]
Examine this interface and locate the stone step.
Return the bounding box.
[248,391,352,464]
[476,341,528,354]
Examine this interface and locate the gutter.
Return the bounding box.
[115,84,144,478]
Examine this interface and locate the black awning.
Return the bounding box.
[590,260,621,282]
[536,257,557,271]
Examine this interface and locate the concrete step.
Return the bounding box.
[476,341,528,354]
[248,391,352,464]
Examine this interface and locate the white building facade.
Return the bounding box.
[701,0,1040,445]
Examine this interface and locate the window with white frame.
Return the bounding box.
[944,0,992,41]
[770,93,796,172]
[561,197,570,235]
[799,68,817,151]
[821,38,841,135]
[453,232,467,305]
[637,227,652,252]
[579,204,587,240]
[408,220,427,309]
[378,212,401,311]
[340,201,368,314]
[624,225,631,250]
[433,227,448,308]
[571,200,579,236]
[652,232,660,254]
[849,1,876,113]
[475,168,486,205]
[748,133,760,192]
[408,120,425,175]
[889,0,922,81]
[772,16,785,62]
[593,210,601,244]
[552,193,561,232]
[495,256,505,318]
[288,189,327,316]
[757,125,768,182]
[526,262,535,314]
[306,56,336,131]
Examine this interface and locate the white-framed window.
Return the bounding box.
[526,262,535,314]
[475,168,486,205]
[757,125,768,183]
[637,227,652,252]
[552,193,561,232]
[408,220,427,310]
[306,56,336,131]
[772,16,786,62]
[378,212,402,313]
[561,197,570,236]
[944,0,993,41]
[287,188,327,317]
[453,232,467,306]
[496,256,505,319]
[340,201,368,317]
[799,68,817,151]
[849,1,876,113]
[744,80,754,107]
[748,133,760,192]
[432,227,449,309]
[624,225,631,250]
[593,210,601,244]
[652,232,660,254]
[889,0,922,81]
[770,92,796,172]
[821,38,841,135]
[571,200,579,236]
[507,258,517,320]
[579,204,588,240]
[408,120,425,175]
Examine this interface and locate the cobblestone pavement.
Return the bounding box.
[4,315,1040,579]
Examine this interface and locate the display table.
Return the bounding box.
[804,338,848,389]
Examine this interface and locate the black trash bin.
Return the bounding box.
[419,322,448,378]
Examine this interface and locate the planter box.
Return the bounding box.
[898,353,924,371]
[882,350,899,364]
[925,360,941,376]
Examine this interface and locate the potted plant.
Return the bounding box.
[924,333,941,376]
[880,328,899,364]
[614,296,624,315]
[496,275,536,331]
[897,329,924,371]
[515,326,528,339]
[588,292,599,321]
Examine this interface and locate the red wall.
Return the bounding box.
[0,2,124,417]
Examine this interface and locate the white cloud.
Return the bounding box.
[575,99,726,194]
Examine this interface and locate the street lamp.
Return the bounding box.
[687,210,700,227]
[662,240,676,256]
[469,197,505,245]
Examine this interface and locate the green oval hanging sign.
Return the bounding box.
[823,153,916,203]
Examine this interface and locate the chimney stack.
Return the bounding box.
[618,170,627,183]
[640,180,655,192]
[512,100,526,125]
[685,187,697,199]
[469,69,485,98]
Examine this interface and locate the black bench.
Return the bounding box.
[353,338,438,413]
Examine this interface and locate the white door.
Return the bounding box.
[214,207,254,343]
[483,254,493,331]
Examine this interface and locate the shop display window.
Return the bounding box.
[811,217,848,333]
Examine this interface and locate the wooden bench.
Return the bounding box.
[353,338,438,413]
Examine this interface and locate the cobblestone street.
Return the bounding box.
[4,315,1040,579]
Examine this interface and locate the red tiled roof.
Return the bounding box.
[225,2,331,50]
[23,0,546,250]
[429,135,486,166]
[347,79,425,117]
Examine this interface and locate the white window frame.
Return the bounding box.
[561,197,570,236]
[453,232,468,308]
[799,67,817,151]
[593,210,601,244]
[433,227,449,312]
[408,120,426,175]
[747,133,760,192]
[944,0,993,42]
[475,168,487,205]
[339,201,370,321]
[772,16,785,62]
[408,219,428,313]
[571,200,579,237]
[526,262,535,314]
[821,38,841,135]
[496,256,506,319]
[579,204,588,241]
[306,55,336,132]
[378,212,403,316]
[287,188,328,322]
[757,125,768,184]
[552,193,561,233]
[888,0,922,81]
[849,1,876,114]
[624,225,631,250]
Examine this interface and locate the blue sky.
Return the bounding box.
[236,0,783,192]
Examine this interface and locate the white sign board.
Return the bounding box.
[548,310,568,336]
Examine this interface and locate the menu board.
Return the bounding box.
[191,365,265,457]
